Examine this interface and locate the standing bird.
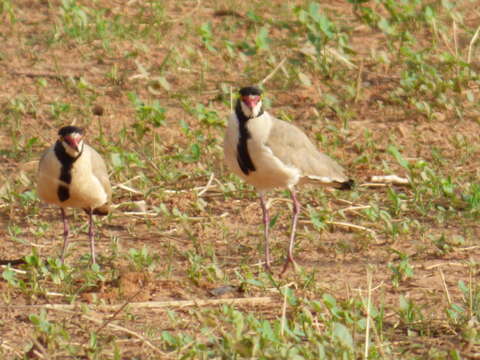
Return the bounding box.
[224,86,353,273]
[37,126,111,264]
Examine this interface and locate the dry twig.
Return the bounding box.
[369,175,409,185]
[10,69,81,80]
[3,297,275,311]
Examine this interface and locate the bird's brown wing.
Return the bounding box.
[87,145,112,214]
[265,118,349,184]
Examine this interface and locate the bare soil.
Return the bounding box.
[1,0,480,358]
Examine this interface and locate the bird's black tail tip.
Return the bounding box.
[338,179,355,190]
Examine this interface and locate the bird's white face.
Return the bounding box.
[61,132,84,157]
[240,95,263,118]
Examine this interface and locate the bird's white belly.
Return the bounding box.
[237,144,300,191]
[37,172,107,209]
[66,175,107,209]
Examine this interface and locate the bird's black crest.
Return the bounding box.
[58,126,84,137]
[235,101,256,175]
[239,86,262,97]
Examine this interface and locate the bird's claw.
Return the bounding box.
[279,257,297,276]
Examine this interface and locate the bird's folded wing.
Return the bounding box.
[266,118,348,184]
[88,145,112,203]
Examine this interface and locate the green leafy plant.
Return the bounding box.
[58,0,90,40]
[127,246,157,272]
[128,92,166,139]
[28,310,71,356]
[0,0,16,23]
[199,22,216,52]
[294,2,351,73]
[388,249,414,287]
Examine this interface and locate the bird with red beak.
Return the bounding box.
[37,125,111,264]
[224,86,353,274]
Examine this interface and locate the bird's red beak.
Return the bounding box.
[242,95,260,109]
[64,135,82,151]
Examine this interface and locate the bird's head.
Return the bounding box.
[58,126,85,157]
[238,86,263,118]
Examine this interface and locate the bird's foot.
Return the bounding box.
[279,256,298,276]
[262,253,273,273]
[264,259,272,273]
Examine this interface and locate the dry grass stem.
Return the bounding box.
[467,25,480,63]
[115,183,143,194]
[425,262,470,270]
[439,268,452,305]
[197,172,215,196]
[364,268,373,360]
[325,46,356,69]
[326,221,376,235]
[260,58,287,85]
[337,205,372,213]
[355,60,364,104]
[0,342,23,358]
[280,287,288,337]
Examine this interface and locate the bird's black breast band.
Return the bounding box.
[235,102,263,175]
[54,141,82,202]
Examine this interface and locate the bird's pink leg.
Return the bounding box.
[259,193,272,271]
[281,188,300,275]
[60,208,69,264]
[88,209,96,265]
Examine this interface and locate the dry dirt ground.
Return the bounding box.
[1,0,480,358]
